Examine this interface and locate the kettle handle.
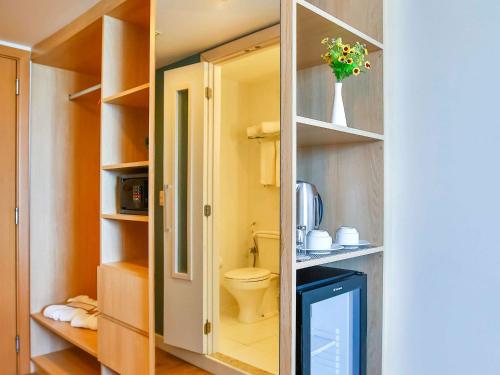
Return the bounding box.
[314,193,324,228]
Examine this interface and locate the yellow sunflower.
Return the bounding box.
[364,61,371,69]
[347,58,353,64]
[342,45,351,53]
[353,67,360,76]
[338,56,346,63]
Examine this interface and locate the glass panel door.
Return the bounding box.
[310,289,361,375]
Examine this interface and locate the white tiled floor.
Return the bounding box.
[219,312,279,374]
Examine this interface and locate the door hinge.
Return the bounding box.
[204,320,212,335]
[15,335,19,353]
[15,207,19,225]
[204,205,212,217]
[205,87,212,100]
[15,78,19,96]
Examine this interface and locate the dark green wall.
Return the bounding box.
[155,54,201,335]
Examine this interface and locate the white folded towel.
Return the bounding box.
[42,295,98,331]
[71,311,98,330]
[260,139,276,186]
[43,305,85,322]
[275,139,281,187]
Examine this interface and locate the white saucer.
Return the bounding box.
[337,240,370,249]
[304,244,344,255]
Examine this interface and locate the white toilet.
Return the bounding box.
[224,231,280,323]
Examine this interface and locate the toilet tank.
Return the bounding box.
[255,231,280,274]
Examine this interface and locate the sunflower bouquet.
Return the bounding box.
[321,37,371,81]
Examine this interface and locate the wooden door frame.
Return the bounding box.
[0,44,30,375]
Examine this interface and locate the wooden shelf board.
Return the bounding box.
[296,246,384,269]
[69,83,101,101]
[102,83,149,108]
[32,347,100,375]
[101,213,148,222]
[297,116,384,146]
[31,313,97,357]
[102,160,149,171]
[102,259,149,276]
[297,0,383,69]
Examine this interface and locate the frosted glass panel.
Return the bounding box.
[176,89,188,274]
[310,289,360,375]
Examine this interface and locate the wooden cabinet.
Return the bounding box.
[98,261,148,332]
[98,316,149,375]
[29,0,154,373]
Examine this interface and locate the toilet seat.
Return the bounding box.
[224,267,270,282]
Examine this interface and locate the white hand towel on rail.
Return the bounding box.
[260,139,276,186]
[275,139,281,187]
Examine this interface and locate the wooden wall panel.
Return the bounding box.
[306,0,383,42]
[297,50,383,134]
[30,64,101,356]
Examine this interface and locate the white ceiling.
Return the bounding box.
[0,0,99,48]
[156,0,280,67]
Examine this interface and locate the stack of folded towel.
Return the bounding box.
[43,295,98,330]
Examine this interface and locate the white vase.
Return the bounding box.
[332,82,347,127]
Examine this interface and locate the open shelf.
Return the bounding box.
[69,84,101,101]
[296,246,383,269]
[297,116,384,146]
[32,347,100,375]
[31,313,97,357]
[101,213,148,222]
[297,0,383,69]
[102,160,149,171]
[102,83,149,108]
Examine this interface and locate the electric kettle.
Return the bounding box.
[296,181,323,233]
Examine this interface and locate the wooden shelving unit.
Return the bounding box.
[30,0,153,374]
[297,115,384,146]
[102,83,149,108]
[101,213,149,222]
[32,348,100,375]
[296,246,384,269]
[283,0,385,373]
[31,313,97,357]
[102,160,149,171]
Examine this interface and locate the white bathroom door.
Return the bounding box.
[163,62,211,354]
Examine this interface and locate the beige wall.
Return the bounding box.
[217,70,280,312]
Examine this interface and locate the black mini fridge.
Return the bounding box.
[297,266,367,375]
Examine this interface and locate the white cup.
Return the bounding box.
[306,230,333,250]
[335,226,360,246]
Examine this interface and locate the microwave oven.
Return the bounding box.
[118,173,148,215]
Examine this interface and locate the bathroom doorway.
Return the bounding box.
[210,45,281,374]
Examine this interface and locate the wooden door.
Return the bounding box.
[0,55,18,374]
[163,62,210,354]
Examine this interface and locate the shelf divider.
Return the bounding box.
[296,246,384,269]
[101,213,148,222]
[102,83,149,108]
[102,160,149,171]
[297,115,384,146]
